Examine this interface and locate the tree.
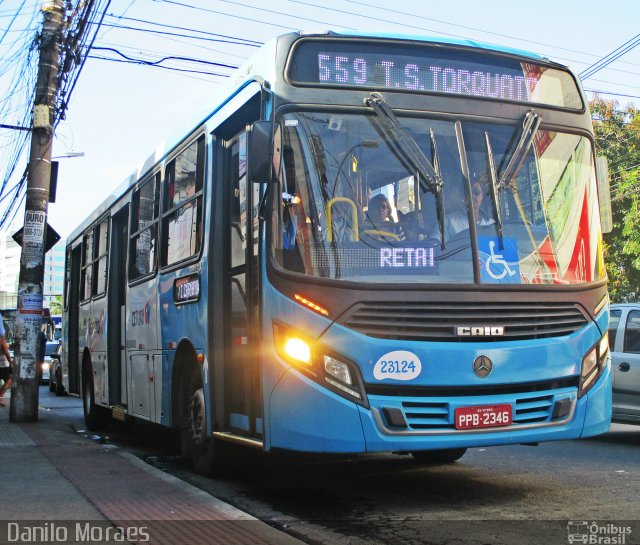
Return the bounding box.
[48,295,63,316]
[590,98,640,302]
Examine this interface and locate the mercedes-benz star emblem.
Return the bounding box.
[473,355,493,378]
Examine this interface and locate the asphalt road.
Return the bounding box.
[39,388,640,545]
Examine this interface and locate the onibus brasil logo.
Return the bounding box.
[567,521,632,544]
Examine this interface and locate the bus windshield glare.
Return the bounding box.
[271,110,605,285]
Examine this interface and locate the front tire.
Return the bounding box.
[181,372,223,476]
[411,448,467,464]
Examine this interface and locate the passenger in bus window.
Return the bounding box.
[443,173,494,239]
[398,210,422,241]
[470,172,494,227]
[362,194,405,241]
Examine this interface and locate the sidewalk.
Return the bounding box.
[0,389,305,545]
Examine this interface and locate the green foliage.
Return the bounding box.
[591,98,640,302]
[48,295,63,316]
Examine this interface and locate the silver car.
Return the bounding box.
[40,341,60,384]
[608,304,640,424]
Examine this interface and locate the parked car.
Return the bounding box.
[40,341,60,385]
[48,342,66,396]
[608,304,640,424]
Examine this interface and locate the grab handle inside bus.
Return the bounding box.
[326,197,359,241]
[248,120,273,183]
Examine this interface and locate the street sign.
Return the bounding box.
[12,222,61,253]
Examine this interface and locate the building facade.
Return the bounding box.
[0,231,65,311]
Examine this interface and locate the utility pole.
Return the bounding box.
[10,0,65,422]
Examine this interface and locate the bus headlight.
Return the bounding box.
[283,337,312,366]
[321,353,366,406]
[274,324,315,372]
[273,322,368,408]
[579,335,609,398]
[323,354,366,403]
[324,355,352,385]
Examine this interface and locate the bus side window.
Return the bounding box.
[161,136,205,267]
[94,218,109,296]
[129,173,160,280]
[81,229,94,301]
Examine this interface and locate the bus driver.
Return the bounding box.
[362,194,406,240]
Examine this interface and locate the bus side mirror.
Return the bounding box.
[596,156,613,234]
[248,120,273,183]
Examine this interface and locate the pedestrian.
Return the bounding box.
[0,331,13,407]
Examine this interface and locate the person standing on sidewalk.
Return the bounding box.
[0,330,13,406]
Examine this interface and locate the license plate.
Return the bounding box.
[454,404,512,430]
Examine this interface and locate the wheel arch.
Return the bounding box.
[171,339,201,429]
[81,348,92,390]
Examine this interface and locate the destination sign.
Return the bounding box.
[174,273,200,304]
[305,244,438,274]
[288,40,582,109]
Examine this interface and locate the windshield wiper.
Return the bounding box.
[429,128,446,248]
[498,109,542,191]
[364,92,446,248]
[484,131,504,248]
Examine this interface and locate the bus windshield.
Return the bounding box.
[271,110,605,285]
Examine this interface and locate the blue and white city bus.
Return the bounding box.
[62,31,613,474]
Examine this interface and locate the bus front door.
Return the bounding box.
[107,205,128,407]
[223,130,262,440]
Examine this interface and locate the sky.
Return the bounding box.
[1,0,639,240]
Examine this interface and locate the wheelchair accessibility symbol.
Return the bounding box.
[479,237,520,283]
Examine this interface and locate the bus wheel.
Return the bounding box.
[185,377,218,476]
[82,367,109,431]
[411,448,467,464]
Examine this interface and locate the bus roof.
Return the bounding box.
[328,30,548,62]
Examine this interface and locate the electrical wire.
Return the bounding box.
[103,13,263,45]
[579,34,640,80]
[0,0,27,46]
[0,0,115,228]
[90,45,238,69]
[585,89,640,100]
[87,54,231,77]
[148,0,303,31]
[336,0,640,70]
[95,21,261,46]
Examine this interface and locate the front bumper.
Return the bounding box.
[268,361,611,453]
